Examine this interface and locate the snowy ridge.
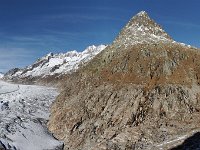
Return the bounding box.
[5,45,107,79]
[113,11,173,48]
[172,40,195,49]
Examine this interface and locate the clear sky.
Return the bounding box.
[0,0,200,72]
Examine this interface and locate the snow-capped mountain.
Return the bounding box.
[48,11,200,150]
[4,45,106,80]
[112,11,173,48]
[0,73,4,79]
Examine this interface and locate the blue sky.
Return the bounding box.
[0,0,200,72]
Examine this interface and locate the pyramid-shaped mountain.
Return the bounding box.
[48,11,200,150]
[81,11,199,86]
[113,11,172,47]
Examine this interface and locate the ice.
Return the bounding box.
[0,82,19,94]
[0,81,63,150]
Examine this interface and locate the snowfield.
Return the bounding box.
[0,81,63,150]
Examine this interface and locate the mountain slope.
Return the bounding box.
[4,45,106,83]
[48,11,200,150]
[0,73,3,79]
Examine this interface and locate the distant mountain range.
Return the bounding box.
[3,45,106,82]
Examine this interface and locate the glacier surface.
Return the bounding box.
[0,81,63,150]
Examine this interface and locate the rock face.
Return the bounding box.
[3,45,106,83]
[113,11,172,48]
[48,11,200,149]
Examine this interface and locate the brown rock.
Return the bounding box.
[48,11,200,150]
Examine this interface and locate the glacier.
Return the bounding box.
[0,81,63,150]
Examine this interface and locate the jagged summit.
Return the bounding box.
[135,10,149,17]
[113,11,173,47]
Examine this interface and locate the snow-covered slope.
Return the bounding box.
[5,45,106,80]
[0,73,4,79]
[0,81,63,149]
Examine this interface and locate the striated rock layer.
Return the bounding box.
[48,11,200,149]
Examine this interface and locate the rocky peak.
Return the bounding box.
[113,11,173,47]
[48,11,200,150]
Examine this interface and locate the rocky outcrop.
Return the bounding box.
[49,83,200,150]
[48,11,200,149]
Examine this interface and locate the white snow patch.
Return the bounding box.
[0,73,4,79]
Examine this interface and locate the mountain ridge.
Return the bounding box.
[47,11,200,150]
[3,45,106,83]
[3,11,195,84]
